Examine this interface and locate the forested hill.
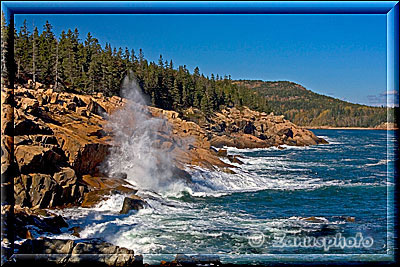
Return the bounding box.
[234,80,396,127]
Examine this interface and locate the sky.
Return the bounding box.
[14,13,397,107]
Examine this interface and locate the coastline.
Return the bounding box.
[304,126,398,131]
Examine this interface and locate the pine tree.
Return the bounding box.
[54,39,59,90]
[172,79,181,110]
[15,19,30,82]
[37,21,56,85]
[10,21,276,116]
[1,11,9,88]
[31,27,39,84]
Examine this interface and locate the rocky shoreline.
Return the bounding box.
[1,87,328,265]
[305,123,398,130]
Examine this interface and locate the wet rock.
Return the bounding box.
[301,216,327,223]
[227,155,244,164]
[80,175,138,208]
[87,128,107,138]
[69,226,82,237]
[12,207,69,239]
[216,149,228,157]
[81,189,111,208]
[120,196,146,214]
[82,174,135,191]
[110,172,128,180]
[16,238,142,266]
[175,254,221,266]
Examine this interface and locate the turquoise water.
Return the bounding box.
[55,129,397,264]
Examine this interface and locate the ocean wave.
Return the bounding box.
[223,146,274,153]
[316,136,343,145]
[184,165,385,196]
[364,159,389,167]
[223,145,312,154]
[50,195,354,256]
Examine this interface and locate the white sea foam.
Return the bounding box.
[45,77,391,258]
[316,135,342,145]
[365,159,389,167]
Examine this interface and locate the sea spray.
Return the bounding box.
[50,129,389,259]
[103,74,187,192]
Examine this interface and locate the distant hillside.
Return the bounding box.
[234,80,396,128]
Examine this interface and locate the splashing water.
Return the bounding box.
[103,74,184,192]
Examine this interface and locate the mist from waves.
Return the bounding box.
[102,73,189,193]
[50,121,395,263]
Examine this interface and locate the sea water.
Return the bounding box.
[51,129,397,264]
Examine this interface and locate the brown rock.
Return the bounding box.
[216,149,228,157]
[14,145,64,174]
[81,189,112,208]
[53,167,77,187]
[14,118,53,136]
[87,99,108,118]
[227,155,244,164]
[16,238,142,266]
[50,92,59,104]
[69,226,82,237]
[120,196,146,214]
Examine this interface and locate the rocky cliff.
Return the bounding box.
[3,87,328,209]
[206,107,328,148]
[1,87,327,264]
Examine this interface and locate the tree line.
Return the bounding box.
[5,18,271,115]
[236,80,395,127]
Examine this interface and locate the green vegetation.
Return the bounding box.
[2,18,394,127]
[9,19,270,115]
[235,80,395,127]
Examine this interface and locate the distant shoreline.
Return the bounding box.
[304,126,398,130]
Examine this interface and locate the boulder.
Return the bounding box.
[53,167,78,187]
[227,155,244,164]
[87,99,108,118]
[175,254,221,266]
[50,126,111,176]
[15,238,142,266]
[216,149,228,157]
[69,226,82,237]
[14,171,85,209]
[80,175,138,208]
[13,207,69,239]
[81,189,113,208]
[72,95,87,107]
[14,145,64,174]
[120,196,146,214]
[14,118,53,136]
[205,106,327,149]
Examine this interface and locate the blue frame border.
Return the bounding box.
[1,1,399,265]
[1,1,398,15]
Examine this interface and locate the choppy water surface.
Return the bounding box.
[53,129,397,264]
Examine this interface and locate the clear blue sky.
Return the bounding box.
[15,14,393,107]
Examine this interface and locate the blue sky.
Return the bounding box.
[14,14,394,107]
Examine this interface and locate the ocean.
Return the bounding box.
[51,129,397,264]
